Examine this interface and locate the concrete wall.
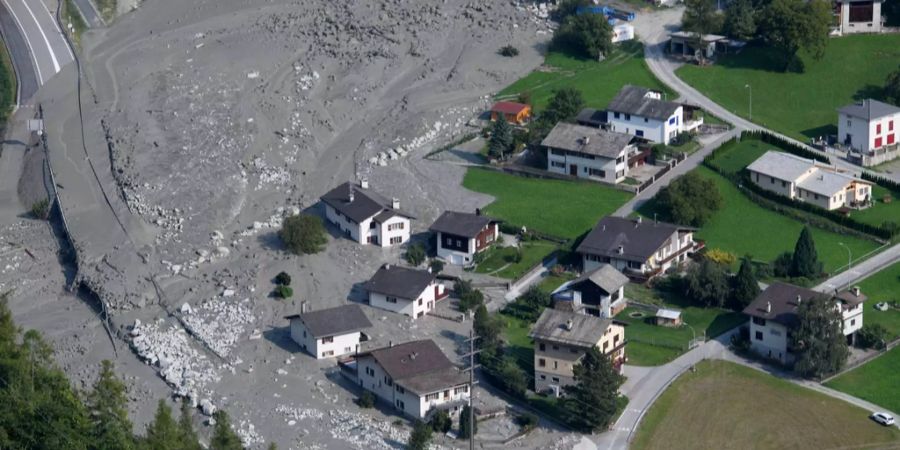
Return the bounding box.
[749,318,792,364]
[546,148,628,184]
[608,106,683,145]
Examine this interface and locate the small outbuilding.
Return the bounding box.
[490,101,531,125]
[285,304,372,359]
[654,308,682,327]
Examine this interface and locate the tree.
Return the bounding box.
[488,114,514,159]
[682,0,724,46]
[459,405,477,439]
[773,251,793,277]
[357,391,375,408]
[856,323,888,350]
[177,399,202,450]
[551,13,613,60]
[884,65,900,106]
[723,0,757,40]
[429,259,445,274]
[404,243,426,266]
[790,226,821,278]
[685,258,730,307]
[499,45,519,57]
[794,295,850,378]
[730,257,760,310]
[455,279,484,312]
[87,360,135,450]
[655,172,723,227]
[273,285,293,299]
[143,400,180,450]
[542,88,584,125]
[31,199,50,220]
[758,0,830,72]
[209,411,243,450]
[429,410,452,433]
[473,304,503,350]
[407,420,432,450]
[552,0,592,21]
[280,214,327,255]
[274,271,292,286]
[563,347,624,432]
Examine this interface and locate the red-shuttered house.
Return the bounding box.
[429,211,500,265]
[837,99,900,166]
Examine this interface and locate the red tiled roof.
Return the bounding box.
[491,101,529,115]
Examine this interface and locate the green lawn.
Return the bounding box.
[95,0,117,22]
[707,138,770,174]
[497,41,675,111]
[849,183,900,229]
[633,360,900,450]
[536,272,576,294]
[473,240,558,279]
[677,35,900,141]
[462,168,632,239]
[63,0,87,47]
[857,261,900,339]
[502,314,534,376]
[642,166,880,273]
[827,347,900,416]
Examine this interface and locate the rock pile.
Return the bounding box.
[179,296,257,359]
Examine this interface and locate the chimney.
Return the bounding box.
[797,295,802,304]
[475,208,481,216]
[852,286,861,297]
[636,216,643,225]
[389,341,394,347]
[582,136,590,145]
[348,185,355,203]
[602,224,606,232]
[392,198,400,210]
[410,352,418,360]
[427,266,432,274]
[617,245,624,255]
[360,179,369,189]
[564,319,574,331]
[385,263,391,270]
[766,301,771,313]
[301,301,308,314]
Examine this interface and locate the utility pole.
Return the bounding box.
[462,328,480,450]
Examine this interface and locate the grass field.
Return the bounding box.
[632,360,900,450]
[0,38,16,126]
[502,314,534,376]
[473,240,558,279]
[640,166,880,273]
[826,347,900,417]
[850,183,900,228]
[462,168,632,239]
[497,41,675,111]
[677,35,900,141]
[857,261,900,339]
[95,0,117,23]
[62,0,88,47]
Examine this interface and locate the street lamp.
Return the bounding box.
[838,242,852,289]
[744,84,752,121]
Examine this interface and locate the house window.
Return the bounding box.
[553,361,558,369]
[603,342,609,351]
[890,121,894,131]
[345,347,352,353]
[454,386,468,395]
[644,117,649,123]
[877,123,882,135]
[538,358,546,367]
[388,222,404,231]
[552,377,560,383]
[552,345,559,350]
[627,261,642,269]
[418,299,423,306]
[770,177,775,184]
[390,236,402,244]
[851,319,856,326]
[752,317,766,326]
[589,168,606,177]
[539,343,546,351]
[755,331,763,341]
[303,330,306,338]
[322,350,334,357]
[322,336,334,344]
[782,181,786,188]
[385,377,393,386]
[669,117,676,125]
[847,120,852,127]
[551,161,565,168]
[613,112,620,119]
[875,137,883,148]
[366,367,375,377]
[386,297,398,303]
[625,114,631,120]
[614,334,620,344]
[425,393,440,401]
[396,385,405,394]
[540,375,546,380]
[636,130,644,137]
[396,399,405,410]
[570,347,578,354]
[370,221,377,229]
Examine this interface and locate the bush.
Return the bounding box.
[856,323,888,350]
[429,410,452,433]
[273,285,293,299]
[499,45,519,57]
[705,248,736,266]
[429,259,445,274]
[456,279,484,312]
[274,271,291,286]
[731,327,751,352]
[501,286,551,322]
[655,172,722,227]
[357,391,375,408]
[31,199,50,220]
[516,412,539,431]
[405,243,426,267]
[773,252,793,277]
[407,420,432,450]
[280,214,327,255]
[459,405,478,439]
[670,131,695,147]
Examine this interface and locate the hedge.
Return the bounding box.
[740,130,830,163]
[861,170,900,193]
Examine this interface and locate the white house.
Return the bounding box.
[576,216,701,280]
[747,151,873,211]
[837,99,900,166]
[743,283,866,365]
[834,0,884,35]
[542,122,638,184]
[551,264,630,318]
[606,85,685,145]
[429,210,500,265]
[363,264,447,318]
[351,340,470,419]
[320,180,415,247]
[285,304,372,359]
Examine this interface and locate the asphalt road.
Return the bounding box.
[0,0,37,103]
[1,0,73,94]
[71,0,102,28]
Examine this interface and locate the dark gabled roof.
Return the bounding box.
[358,340,467,395]
[284,304,372,338]
[529,309,613,348]
[320,182,415,224]
[491,101,530,115]
[606,85,681,121]
[540,122,635,159]
[742,282,825,329]
[576,108,608,127]
[363,264,435,300]
[429,211,497,238]
[837,99,900,121]
[569,264,629,294]
[835,288,867,306]
[576,216,693,263]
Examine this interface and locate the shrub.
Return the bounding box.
[705,248,736,266]
[459,405,478,439]
[31,199,50,220]
[516,412,539,431]
[499,45,519,57]
[856,323,888,350]
[429,259,445,274]
[456,279,484,312]
[655,172,722,227]
[274,271,292,286]
[407,420,433,450]
[773,252,793,277]
[357,391,375,408]
[429,410,452,433]
[280,214,327,255]
[273,285,293,299]
[405,243,426,266]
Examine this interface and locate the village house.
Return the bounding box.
[363,264,447,318]
[606,85,691,145]
[837,99,900,166]
[530,309,626,395]
[348,340,470,419]
[833,0,884,35]
[746,151,873,211]
[668,31,746,60]
[542,122,639,184]
[429,210,500,265]
[551,264,630,318]
[576,216,701,280]
[490,101,531,125]
[743,283,866,365]
[320,180,414,247]
[285,304,372,359]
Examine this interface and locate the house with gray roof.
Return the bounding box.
[746,151,872,211]
[576,216,700,280]
[429,210,500,265]
[363,264,447,319]
[351,339,470,419]
[542,122,638,184]
[320,180,415,247]
[837,99,900,166]
[551,264,630,318]
[606,85,687,145]
[285,304,372,359]
[529,309,625,394]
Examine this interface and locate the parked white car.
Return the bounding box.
[872,412,895,426]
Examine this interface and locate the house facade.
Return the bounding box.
[363,264,447,318]
[837,99,900,166]
[490,101,531,125]
[747,151,873,211]
[551,264,630,318]
[577,216,700,279]
[834,0,884,34]
[429,211,500,265]
[321,180,414,247]
[530,309,626,394]
[542,122,637,184]
[285,304,372,359]
[606,85,685,145]
[351,340,470,419]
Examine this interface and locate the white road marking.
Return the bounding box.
[2,0,45,84]
[38,0,74,61]
[19,0,61,73]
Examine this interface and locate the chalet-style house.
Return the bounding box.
[285,304,372,359]
[490,101,531,125]
[743,283,866,365]
[576,216,701,280]
[363,264,447,318]
[349,340,470,419]
[530,309,626,395]
[429,210,500,265]
[542,122,638,184]
[837,99,900,166]
[746,151,873,211]
[551,264,630,318]
[606,85,687,145]
[834,0,884,35]
[321,180,414,247]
